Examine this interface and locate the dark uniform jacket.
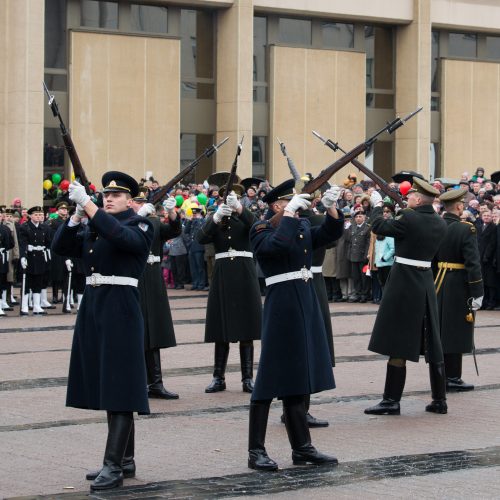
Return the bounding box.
[0,224,14,274]
[250,213,343,401]
[19,221,51,275]
[52,208,153,414]
[138,216,181,350]
[197,208,262,343]
[435,213,483,354]
[346,222,371,263]
[48,217,68,283]
[303,211,335,366]
[477,222,497,287]
[368,205,447,363]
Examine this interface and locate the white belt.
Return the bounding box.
[265,268,313,286]
[86,273,138,287]
[215,250,253,260]
[147,255,161,264]
[394,256,431,268]
[311,266,323,274]
[27,245,45,252]
[0,248,4,264]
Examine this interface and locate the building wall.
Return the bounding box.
[70,31,180,186]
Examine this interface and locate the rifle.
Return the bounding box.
[311,131,404,207]
[43,82,91,194]
[151,137,229,205]
[276,138,301,181]
[269,107,422,227]
[222,136,244,202]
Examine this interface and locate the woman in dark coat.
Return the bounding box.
[197,185,262,393]
[247,181,343,471]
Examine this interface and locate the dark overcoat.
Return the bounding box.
[435,213,483,353]
[368,205,447,363]
[197,208,262,343]
[19,221,51,275]
[138,216,181,350]
[250,213,343,401]
[52,208,153,414]
[0,224,14,274]
[303,211,335,366]
[477,223,497,287]
[48,217,67,283]
[335,231,351,280]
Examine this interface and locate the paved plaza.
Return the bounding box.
[1,289,500,499]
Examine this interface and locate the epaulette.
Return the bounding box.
[461,220,476,232]
[254,222,269,232]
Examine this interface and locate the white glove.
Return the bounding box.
[75,205,86,218]
[213,203,233,224]
[21,257,27,269]
[471,296,483,311]
[226,191,242,211]
[284,194,311,215]
[163,197,176,211]
[68,181,90,207]
[138,203,155,217]
[370,190,383,207]
[65,259,73,272]
[322,186,341,208]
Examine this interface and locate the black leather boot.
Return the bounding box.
[86,417,136,480]
[240,341,254,393]
[146,349,179,399]
[426,362,448,414]
[365,363,406,415]
[444,353,474,392]
[283,395,338,466]
[90,412,133,491]
[205,342,229,393]
[248,400,278,471]
[304,393,328,427]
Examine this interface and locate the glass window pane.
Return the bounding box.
[179,134,214,182]
[45,0,66,69]
[44,74,67,92]
[131,5,168,34]
[81,0,118,29]
[181,81,214,99]
[254,17,267,82]
[279,18,311,45]
[252,137,266,178]
[431,31,439,92]
[322,23,354,49]
[486,36,500,60]
[448,33,477,58]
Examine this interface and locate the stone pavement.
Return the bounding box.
[1,288,500,499]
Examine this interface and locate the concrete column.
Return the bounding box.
[215,0,253,178]
[0,0,44,208]
[394,0,431,178]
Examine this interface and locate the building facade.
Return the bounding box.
[1,0,500,206]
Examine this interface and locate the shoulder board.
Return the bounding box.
[254,222,269,232]
[460,220,476,232]
[460,220,473,226]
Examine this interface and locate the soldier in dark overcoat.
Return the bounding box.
[197,182,262,394]
[0,221,14,316]
[3,208,20,307]
[130,192,181,400]
[247,180,343,472]
[52,172,153,492]
[18,207,52,315]
[477,210,497,309]
[365,178,448,416]
[435,189,483,392]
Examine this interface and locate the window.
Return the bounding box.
[81,0,118,29]
[131,5,168,34]
[448,33,477,58]
[45,0,67,69]
[279,18,311,45]
[253,17,268,103]
[322,22,354,49]
[252,137,267,179]
[486,36,500,60]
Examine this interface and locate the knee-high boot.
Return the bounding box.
[248,400,278,471]
[283,395,338,466]
[444,353,474,392]
[426,362,448,414]
[146,349,179,399]
[304,393,329,427]
[90,412,133,491]
[240,341,254,393]
[86,415,136,480]
[364,363,406,415]
[205,342,229,393]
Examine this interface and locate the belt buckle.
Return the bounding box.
[300,268,310,282]
[89,274,100,287]
[228,248,236,261]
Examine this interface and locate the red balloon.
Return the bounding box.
[59,179,70,191]
[399,181,412,196]
[89,184,96,192]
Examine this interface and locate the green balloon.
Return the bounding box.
[197,193,208,205]
[52,173,62,184]
[49,212,58,219]
[175,195,184,207]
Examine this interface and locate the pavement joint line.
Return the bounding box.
[6,445,500,499]
[2,347,500,392]
[1,383,499,433]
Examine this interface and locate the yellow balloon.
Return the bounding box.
[43,179,53,190]
[71,171,75,181]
